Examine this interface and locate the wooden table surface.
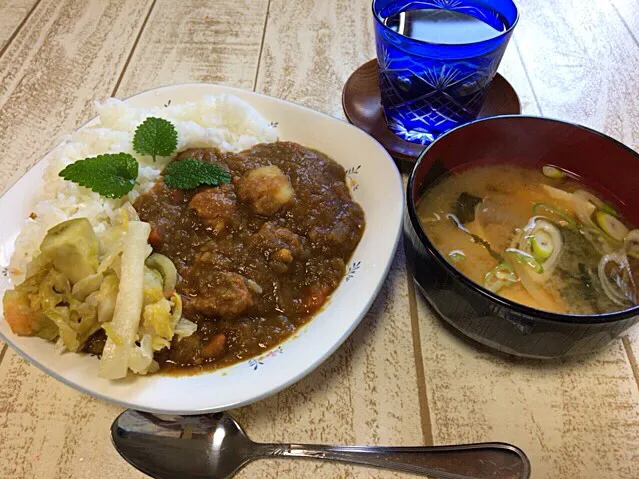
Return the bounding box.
[1,1,639,478]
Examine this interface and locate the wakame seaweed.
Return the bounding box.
[453,192,483,224]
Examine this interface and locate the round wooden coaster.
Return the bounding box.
[342,59,521,170]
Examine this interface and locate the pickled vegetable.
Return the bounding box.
[40,218,99,284]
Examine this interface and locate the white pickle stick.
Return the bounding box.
[99,221,151,380]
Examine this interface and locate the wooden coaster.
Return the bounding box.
[342,59,521,171]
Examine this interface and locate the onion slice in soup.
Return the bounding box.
[519,219,563,283]
[625,230,639,259]
[598,251,637,307]
[509,258,562,311]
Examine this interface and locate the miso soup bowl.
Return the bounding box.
[404,115,639,358]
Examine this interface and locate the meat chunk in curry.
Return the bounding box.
[188,183,237,234]
[186,271,254,319]
[130,142,365,372]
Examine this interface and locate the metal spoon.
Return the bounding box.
[112,410,531,479]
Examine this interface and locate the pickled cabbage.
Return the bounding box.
[3,208,195,380]
[99,221,151,379]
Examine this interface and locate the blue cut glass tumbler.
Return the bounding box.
[373,0,519,145]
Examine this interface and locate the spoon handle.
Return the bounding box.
[255,442,530,479]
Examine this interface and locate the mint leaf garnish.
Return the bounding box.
[164,158,232,190]
[133,117,178,161]
[59,153,139,198]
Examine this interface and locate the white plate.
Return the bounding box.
[0,83,403,414]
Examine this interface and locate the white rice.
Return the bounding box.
[10,94,276,282]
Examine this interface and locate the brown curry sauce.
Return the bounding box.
[117,142,364,374]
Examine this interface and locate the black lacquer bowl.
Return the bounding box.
[404,115,639,358]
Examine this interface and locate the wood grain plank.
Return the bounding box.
[115,0,270,97]
[0,0,154,196]
[514,0,639,149]
[0,355,146,479]
[407,269,434,445]
[0,0,39,52]
[611,0,639,45]
[255,0,375,116]
[499,36,542,117]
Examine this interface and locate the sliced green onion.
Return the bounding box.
[573,189,620,222]
[542,165,566,179]
[494,263,518,282]
[530,229,554,262]
[505,248,544,274]
[448,250,466,263]
[600,203,619,217]
[595,211,629,242]
[483,262,518,293]
[533,203,576,227]
[520,220,563,283]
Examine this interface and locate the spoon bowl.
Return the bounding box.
[111,411,257,479]
[112,409,531,479]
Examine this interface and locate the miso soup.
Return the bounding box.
[417,164,639,315]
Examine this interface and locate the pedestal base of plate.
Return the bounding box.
[342,59,521,172]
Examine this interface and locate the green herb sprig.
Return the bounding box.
[164,158,232,190]
[59,117,229,198]
[59,153,139,199]
[132,117,178,161]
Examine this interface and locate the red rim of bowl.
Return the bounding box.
[406,114,639,325]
